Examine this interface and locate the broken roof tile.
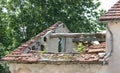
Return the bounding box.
[2,22,106,64]
[2,22,63,63]
[87,48,105,53]
[2,57,15,61]
[73,42,106,63]
[2,42,106,64]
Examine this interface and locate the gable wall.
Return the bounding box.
[107,21,120,73]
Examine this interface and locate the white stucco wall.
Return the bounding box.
[106,21,120,73]
[9,63,107,73]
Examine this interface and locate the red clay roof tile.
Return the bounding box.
[87,49,105,53]
[100,0,120,21]
[74,42,106,63]
[2,22,63,63]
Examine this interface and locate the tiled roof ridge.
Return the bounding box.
[99,0,120,21]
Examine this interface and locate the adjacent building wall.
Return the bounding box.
[107,21,120,73]
[9,63,107,73]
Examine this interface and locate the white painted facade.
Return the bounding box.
[106,21,120,73]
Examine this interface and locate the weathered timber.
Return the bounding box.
[50,33,106,38]
[72,37,105,42]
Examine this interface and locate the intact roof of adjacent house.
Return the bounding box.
[100,0,120,21]
[1,22,107,64]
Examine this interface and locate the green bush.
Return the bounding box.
[0,63,10,73]
[74,42,87,52]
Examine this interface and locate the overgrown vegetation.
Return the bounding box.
[0,63,10,73]
[75,42,87,52]
[0,0,105,72]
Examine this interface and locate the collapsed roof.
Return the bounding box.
[1,22,107,64]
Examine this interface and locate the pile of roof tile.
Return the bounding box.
[74,42,106,63]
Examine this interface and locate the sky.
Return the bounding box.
[98,0,119,11]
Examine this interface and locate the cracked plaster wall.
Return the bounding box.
[9,63,107,73]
